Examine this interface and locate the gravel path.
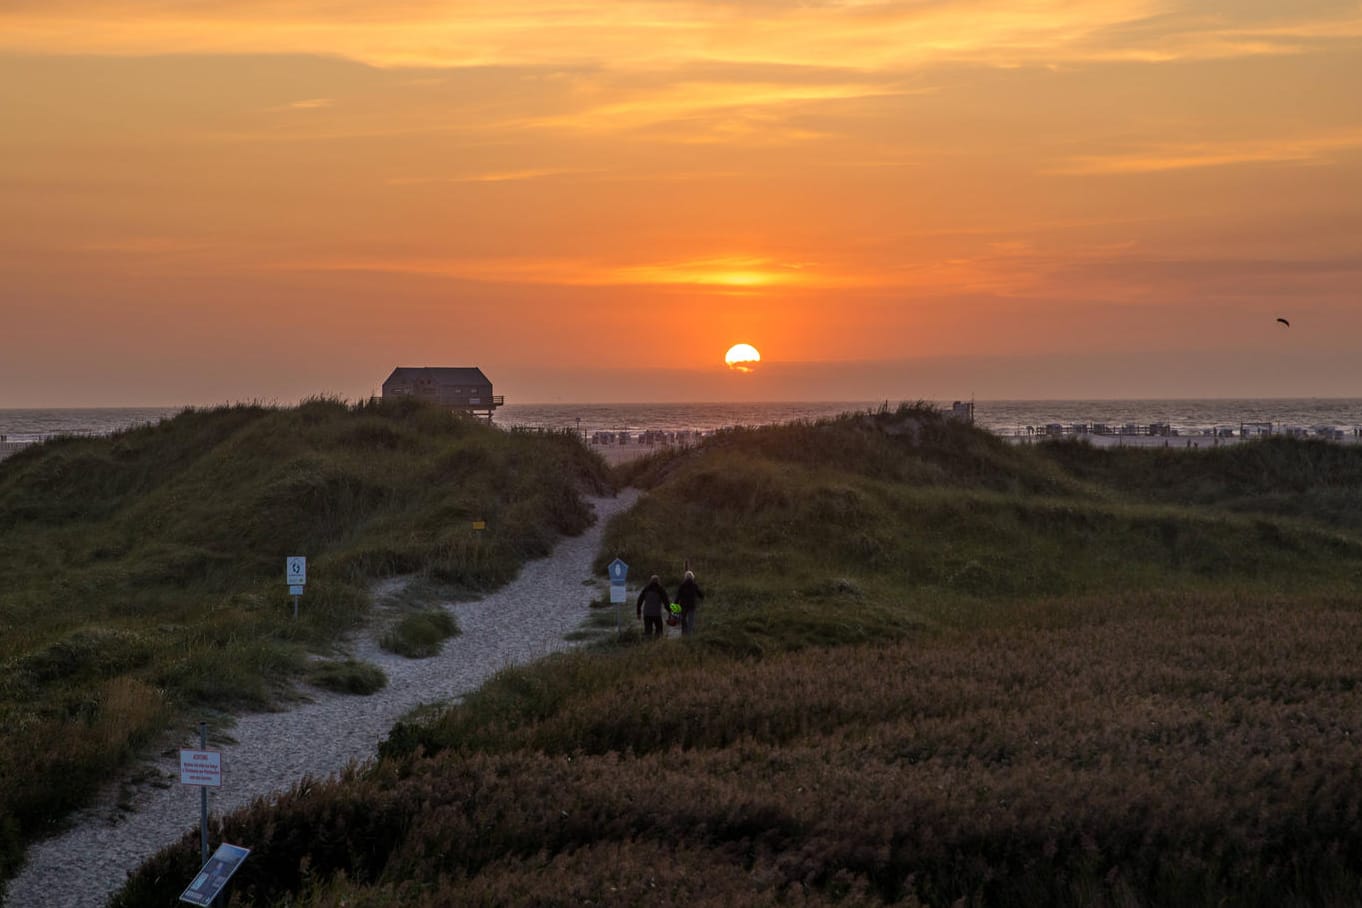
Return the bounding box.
[7,489,640,908]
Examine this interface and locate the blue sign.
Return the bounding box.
[607,558,629,583]
[180,843,251,906]
[289,585,304,596]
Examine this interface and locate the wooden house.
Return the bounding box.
[381,367,504,420]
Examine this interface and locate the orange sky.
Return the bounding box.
[2,1,1361,405]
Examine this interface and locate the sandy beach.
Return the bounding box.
[589,442,672,465]
[1007,432,1362,448]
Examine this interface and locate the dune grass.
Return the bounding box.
[0,397,609,889]
[379,609,460,658]
[305,659,388,695]
[111,405,1362,906]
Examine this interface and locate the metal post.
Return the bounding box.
[292,595,298,620]
[198,722,209,870]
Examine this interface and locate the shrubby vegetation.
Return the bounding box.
[0,398,610,890]
[97,405,1362,904]
[118,592,1362,906]
[379,609,459,658]
[305,659,388,695]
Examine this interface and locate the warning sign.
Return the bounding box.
[179,749,222,787]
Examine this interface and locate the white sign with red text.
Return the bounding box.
[179,749,222,787]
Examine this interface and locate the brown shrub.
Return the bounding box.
[116,592,1362,906]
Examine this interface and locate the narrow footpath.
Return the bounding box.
[7,489,640,908]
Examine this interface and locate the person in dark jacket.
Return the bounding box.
[636,574,670,638]
[674,570,704,636]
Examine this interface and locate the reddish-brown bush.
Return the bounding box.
[115,592,1362,906]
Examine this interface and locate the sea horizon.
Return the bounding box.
[2,397,1361,445]
[5,394,1362,411]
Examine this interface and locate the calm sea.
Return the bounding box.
[2,400,1362,445]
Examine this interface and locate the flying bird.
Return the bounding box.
[1276,317,1290,327]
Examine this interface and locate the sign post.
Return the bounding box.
[607,558,629,634]
[286,556,306,619]
[180,722,223,900]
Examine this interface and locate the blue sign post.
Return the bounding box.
[286,556,307,618]
[607,558,629,633]
[179,843,251,906]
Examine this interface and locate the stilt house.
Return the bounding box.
[381,367,504,421]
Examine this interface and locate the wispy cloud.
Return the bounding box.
[385,168,600,185]
[5,0,1358,70]
[268,254,868,289]
[80,236,213,254]
[1055,130,1362,175]
[509,80,910,135]
[267,97,334,112]
[605,256,833,288]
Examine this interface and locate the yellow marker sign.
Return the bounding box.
[471,520,486,531]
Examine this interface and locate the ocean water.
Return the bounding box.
[506,399,1362,437]
[2,399,1361,445]
[0,407,181,443]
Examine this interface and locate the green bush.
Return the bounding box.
[306,659,388,695]
[380,610,460,658]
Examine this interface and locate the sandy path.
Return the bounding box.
[7,489,639,908]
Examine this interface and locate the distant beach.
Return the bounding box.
[503,400,1362,454]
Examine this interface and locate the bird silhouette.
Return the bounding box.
[1276,317,1290,327]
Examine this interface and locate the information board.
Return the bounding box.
[179,843,250,906]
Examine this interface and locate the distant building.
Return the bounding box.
[949,400,975,424]
[381,367,504,421]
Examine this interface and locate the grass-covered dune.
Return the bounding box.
[114,406,1362,906]
[0,398,609,888]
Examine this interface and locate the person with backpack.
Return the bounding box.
[636,574,670,639]
[674,569,704,636]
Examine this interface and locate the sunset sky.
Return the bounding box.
[3,1,1361,405]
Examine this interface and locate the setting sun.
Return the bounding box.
[725,343,762,373]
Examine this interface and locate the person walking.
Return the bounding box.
[636,574,670,639]
[674,569,704,636]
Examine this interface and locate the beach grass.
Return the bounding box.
[379,609,460,658]
[305,659,389,695]
[108,403,1362,906]
[0,397,610,889]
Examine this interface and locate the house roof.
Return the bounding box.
[383,367,491,386]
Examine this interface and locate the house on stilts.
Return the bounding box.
[380,367,504,421]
